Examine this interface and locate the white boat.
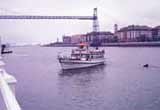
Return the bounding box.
[58,43,106,70]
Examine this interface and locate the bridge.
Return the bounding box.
[0,8,99,32]
[0,15,96,20]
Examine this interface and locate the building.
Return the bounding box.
[114,24,118,33]
[62,36,71,44]
[152,26,160,41]
[116,25,152,42]
[79,34,87,43]
[70,35,80,44]
[86,31,114,44]
[62,32,115,45]
[71,34,86,44]
[63,34,87,44]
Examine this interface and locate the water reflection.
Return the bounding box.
[59,65,106,76]
[57,65,107,110]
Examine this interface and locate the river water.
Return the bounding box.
[3,46,160,110]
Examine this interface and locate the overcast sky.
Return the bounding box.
[0,0,160,44]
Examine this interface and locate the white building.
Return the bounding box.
[116,25,152,42]
[152,26,160,40]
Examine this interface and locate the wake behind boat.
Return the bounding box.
[58,43,106,70]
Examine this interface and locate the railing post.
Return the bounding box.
[0,60,17,95]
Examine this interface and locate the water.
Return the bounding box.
[3,46,160,110]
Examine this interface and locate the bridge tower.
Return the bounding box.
[93,8,99,32]
[91,8,100,47]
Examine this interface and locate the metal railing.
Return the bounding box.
[0,66,21,110]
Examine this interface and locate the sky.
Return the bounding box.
[0,0,160,44]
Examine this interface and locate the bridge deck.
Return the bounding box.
[0,15,97,20]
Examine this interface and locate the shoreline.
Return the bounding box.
[44,42,160,47]
[101,42,160,47]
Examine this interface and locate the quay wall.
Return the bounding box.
[44,42,160,47]
[101,42,160,47]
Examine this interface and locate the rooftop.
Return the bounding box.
[153,26,160,29]
[118,25,152,32]
[86,31,114,35]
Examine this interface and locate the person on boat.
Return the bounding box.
[86,54,90,61]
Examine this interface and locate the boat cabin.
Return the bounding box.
[71,46,104,61]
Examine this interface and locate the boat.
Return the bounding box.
[58,43,105,70]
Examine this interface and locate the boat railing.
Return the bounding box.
[58,54,71,59]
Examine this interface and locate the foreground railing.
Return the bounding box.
[0,60,21,110]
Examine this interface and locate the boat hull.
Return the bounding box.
[59,58,105,70]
